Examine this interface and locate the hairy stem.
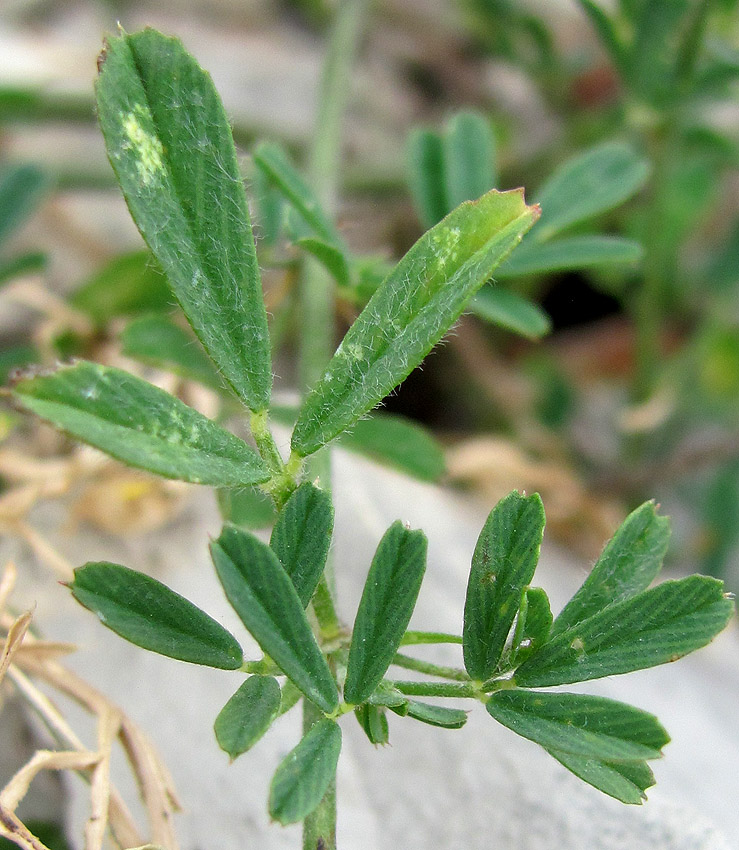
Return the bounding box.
[302,699,337,850]
[298,2,370,848]
[388,680,480,699]
[391,653,471,682]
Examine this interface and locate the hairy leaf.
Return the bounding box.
[269,483,334,607]
[292,190,540,456]
[269,719,342,825]
[487,689,669,761]
[70,562,242,669]
[463,492,546,680]
[214,675,281,759]
[96,29,271,411]
[210,526,338,713]
[12,362,269,486]
[344,522,428,705]
[516,576,734,687]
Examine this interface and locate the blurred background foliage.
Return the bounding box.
[0,0,737,592]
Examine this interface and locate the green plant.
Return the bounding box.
[6,25,734,850]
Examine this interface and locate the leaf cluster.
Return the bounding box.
[6,26,734,835]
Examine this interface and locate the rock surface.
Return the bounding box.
[3,446,738,850]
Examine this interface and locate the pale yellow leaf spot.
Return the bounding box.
[121,110,165,186]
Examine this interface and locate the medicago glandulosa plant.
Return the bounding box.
[9,27,734,850]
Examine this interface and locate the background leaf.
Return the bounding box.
[338,413,447,481]
[217,486,278,531]
[96,29,271,411]
[463,491,546,680]
[0,163,50,248]
[292,189,540,457]
[70,562,243,669]
[253,142,342,247]
[551,501,670,637]
[496,235,643,277]
[214,675,281,759]
[407,128,447,228]
[344,522,428,705]
[469,286,552,339]
[121,315,224,390]
[268,719,341,825]
[70,251,171,324]
[269,482,334,607]
[443,111,497,210]
[12,361,269,486]
[210,526,339,714]
[486,689,669,761]
[516,575,734,687]
[533,141,650,241]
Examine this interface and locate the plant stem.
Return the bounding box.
[302,699,337,850]
[400,631,463,646]
[388,680,480,699]
[631,0,713,405]
[391,653,470,682]
[298,2,369,849]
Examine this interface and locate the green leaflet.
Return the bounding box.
[12,361,269,486]
[463,492,546,681]
[269,482,334,607]
[338,413,447,482]
[551,501,670,638]
[533,141,650,241]
[210,525,338,714]
[547,748,655,805]
[406,701,468,729]
[443,111,497,212]
[70,252,171,324]
[407,128,447,229]
[496,235,643,278]
[121,315,224,390]
[214,675,281,759]
[469,286,552,339]
[96,29,271,412]
[292,189,540,456]
[344,522,428,705]
[295,237,351,288]
[516,575,734,687]
[355,704,390,745]
[70,562,242,669]
[510,587,552,667]
[268,719,342,825]
[486,690,669,762]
